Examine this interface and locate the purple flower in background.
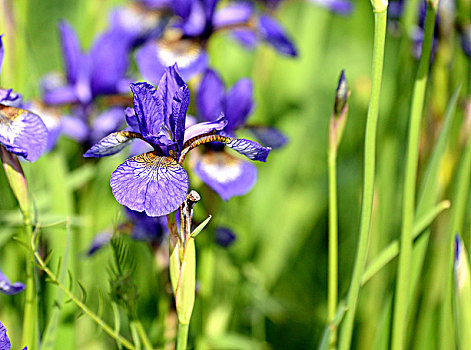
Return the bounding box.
[84,64,270,216]
[195,68,285,200]
[0,269,25,295]
[215,227,236,247]
[307,0,353,15]
[136,0,297,84]
[0,321,27,350]
[459,24,471,58]
[0,36,48,162]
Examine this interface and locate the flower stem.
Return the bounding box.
[176,322,189,350]
[391,3,437,350]
[327,144,338,348]
[338,9,387,350]
[21,211,38,350]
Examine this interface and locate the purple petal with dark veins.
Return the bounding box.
[0,89,22,107]
[90,107,126,144]
[87,233,112,255]
[183,116,227,144]
[0,321,11,350]
[89,28,132,96]
[0,105,48,162]
[130,82,164,138]
[58,20,82,84]
[195,151,256,200]
[225,78,253,131]
[0,269,25,295]
[225,138,270,161]
[61,115,89,142]
[171,84,190,152]
[259,15,297,57]
[136,39,208,84]
[246,125,288,149]
[197,69,225,122]
[111,152,189,216]
[84,131,142,158]
[125,107,140,132]
[213,2,253,29]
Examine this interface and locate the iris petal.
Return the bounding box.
[58,20,82,84]
[84,131,142,158]
[183,116,227,145]
[225,138,271,161]
[0,269,25,295]
[0,321,11,350]
[111,152,189,216]
[197,69,225,122]
[171,84,190,152]
[195,151,257,200]
[0,105,48,162]
[259,15,297,57]
[130,82,164,137]
[225,78,253,131]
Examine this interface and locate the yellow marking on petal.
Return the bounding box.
[0,106,27,143]
[157,39,202,69]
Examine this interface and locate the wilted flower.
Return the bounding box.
[194,68,284,200]
[84,64,270,216]
[0,36,47,162]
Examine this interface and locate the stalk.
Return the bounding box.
[391,2,437,349]
[337,5,387,350]
[176,323,189,350]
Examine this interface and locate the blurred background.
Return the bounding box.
[0,0,470,349]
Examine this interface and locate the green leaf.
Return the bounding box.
[190,215,212,238]
[175,238,196,325]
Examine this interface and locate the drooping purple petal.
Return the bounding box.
[258,15,297,57]
[225,78,253,131]
[130,82,164,138]
[90,107,126,144]
[89,28,132,96]
[0,269,25,295]
[58,20,82,84]
[111,152,189,216]
[87,233,112,255]
[215,227,236,247]
[213,2,253,29]
[225,138,271,161]
[0,105,48,162]
[183,116,227,144]
[246,125,288,149]
[195,151,257,200]
[171,84,190,152]
[135,39,208,84]
[0,321,11,350]
[197,69,225,122]
[84,131,143,158]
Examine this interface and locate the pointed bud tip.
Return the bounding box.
[334,70,349,115]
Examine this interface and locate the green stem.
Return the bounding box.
[21,212,38,350]
[327,145,338,348]
[134,320,153,350]
[176,322,189,350]
[337,9,387,350]
[391,3,437,350]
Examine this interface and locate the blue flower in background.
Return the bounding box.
[84,64,270,216]
[195,68,285,200]
[0,36,48,162]
[215,227,236,247]
[0,321,27,350]
[0,269,25,295]
[136,0,297,84]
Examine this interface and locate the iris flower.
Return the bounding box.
[136,0,297,84]
[0,321,27,350]
[41,21,135,144]
[0,35,47,162]
[0,269,25,296]
[194,68,285,200]
[84,64,270,216]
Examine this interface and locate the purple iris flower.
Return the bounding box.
[0,269,25,295]
[194,68,285,200]
[0,321,27,350]
[0,36,47,162]
[84,64,270,216]
[136,0,297,84]
[307,0,353,15]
